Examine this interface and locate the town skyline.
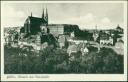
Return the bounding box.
[1,2,125,29]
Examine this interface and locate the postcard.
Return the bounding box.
[1,0,127,81]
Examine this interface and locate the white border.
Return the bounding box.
[1,1,127,81]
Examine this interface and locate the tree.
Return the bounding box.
[4,45,123,74]
[79,47,124,73]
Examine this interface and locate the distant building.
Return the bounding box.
[116,34,124,42]
[116,24,123,34]
[99,33,114,46]
[58,35,67,48]
[32,33,57,50]
[67,44,77,56]
[67,42,89,56]
[77,43,89,56]
[47,24,79,37]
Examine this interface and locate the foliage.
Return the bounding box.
[4,45,123,74]
[75,30,93,41]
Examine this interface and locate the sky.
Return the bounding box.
[1,2,125,29]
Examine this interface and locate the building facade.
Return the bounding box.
[47,24,79,37]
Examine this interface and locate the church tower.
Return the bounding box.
[45,7,48,25]
[42,7,48,25]
[42,8,45,19]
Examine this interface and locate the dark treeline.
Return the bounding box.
[4,45,123,74]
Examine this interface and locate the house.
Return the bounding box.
[57,34,71,49]
[58,35,67,48]
[99,33,114,46]
[67,42,89,56]
[77,43,89,56]
[68,37,87,45]
[18,32,57,51]
[116,34,124,42]
[116,24,123,34]
[67,44,78,56]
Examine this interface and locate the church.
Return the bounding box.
[20,8,80,37]
[20,8,48,35]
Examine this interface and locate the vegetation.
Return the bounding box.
[4,45,123,74]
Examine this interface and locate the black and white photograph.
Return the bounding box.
[1,0,127,81]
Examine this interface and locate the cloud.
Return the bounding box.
[1,2,124,30]
[1,4,26,27]
[81,13,95,22]
[101,17,111,24]
[98,17,116,29]
[51,13,96,29]
[49,13,97,29]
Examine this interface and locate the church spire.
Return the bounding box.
[45,7,48,24]
[31,12,32,17]
[42,8,44,18]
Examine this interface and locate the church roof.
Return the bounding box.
[28,16,47,24]
[47,24,79,27]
